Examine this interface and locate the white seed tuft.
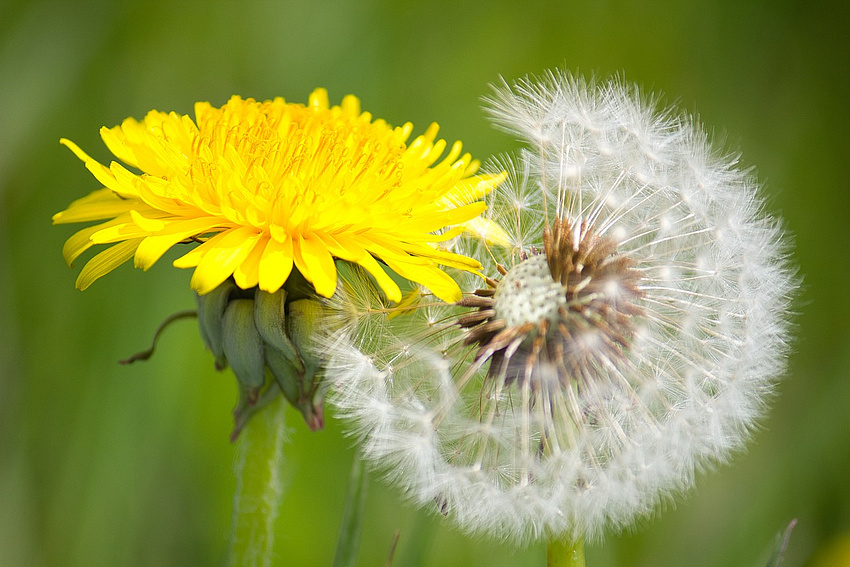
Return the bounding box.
[322,70,797,544]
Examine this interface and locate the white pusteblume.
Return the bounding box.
[323,71,796,543]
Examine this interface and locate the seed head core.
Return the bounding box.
[458,217,644,388]
[494,254,567,327]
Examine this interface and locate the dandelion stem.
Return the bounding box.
[332,454,368,567]
[228,395,288,567]
[546,538,585,567]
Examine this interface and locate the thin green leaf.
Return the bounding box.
[333,455,368,567]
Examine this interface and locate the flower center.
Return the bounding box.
[457,217,644,388]
[493,254,566,327]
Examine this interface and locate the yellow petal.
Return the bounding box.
[367,235,481,272]
[134,217,223,270]
[353,254,401,302]
[75,239,143,290]
[388,287,421,318]
[461,217,512,247]
[356,235,429,266]
[190,227,263,294]
[340,94,360,116]
[440,171,507,206]
[61,217,125,267]
[309,88,329,110]
[258,235,294,293]
[59,187,116,205]
[107,120,170,179]
[90,222,150,244]
[129,210,167,232]
[398,226,465,243]
[60,138,96,163]
[137,176,197,216]
[53,188,138,224]
[323,234,401,302]
[172,242,208,269]
[232,234,268,289]
[381,256,461,303]
[60,139,129,197]
[411,246,481,272]
[107,162,145,199]
[409,201,486,233]
[100,125,138,169]
[296,234,337,298]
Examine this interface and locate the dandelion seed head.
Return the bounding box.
[324,70,796,543]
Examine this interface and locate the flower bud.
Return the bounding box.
[253,288,304,373]
[287,299,324,377]
[264,347,321,431]
[221,298,265,405]
[195,280,330,438]
[286,298,326,431]
[196,279,237,370]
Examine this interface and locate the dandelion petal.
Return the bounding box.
[258,236,294,294]
[190,227,263,294]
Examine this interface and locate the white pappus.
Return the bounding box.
[322,70,797,544]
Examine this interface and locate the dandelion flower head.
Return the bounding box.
[325,71,796,542]
[54,89,505,302]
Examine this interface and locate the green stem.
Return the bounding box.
[228,395,288,567]
[546,538,585,567]
[332,455,368,567]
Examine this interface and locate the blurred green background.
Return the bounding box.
[2,1,848,565]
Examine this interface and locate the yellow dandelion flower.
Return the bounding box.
[54,89,506,303]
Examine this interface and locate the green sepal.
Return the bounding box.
[254,288,305,374]
[286,298,326,430]
[287,299,324,380]
[196,280,237,369]
[264,347,300,409]
[221,298,265,404]
[264,347,321,429]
